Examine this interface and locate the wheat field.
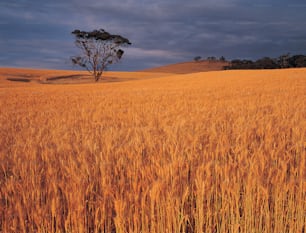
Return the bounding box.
[0,68,305,233]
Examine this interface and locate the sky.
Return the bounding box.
[1,0,306,71]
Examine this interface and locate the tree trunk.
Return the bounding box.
[95,73,102,82]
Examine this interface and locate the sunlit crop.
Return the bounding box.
[0,68,305,233]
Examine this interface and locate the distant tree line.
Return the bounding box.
[224,54,306,70]
[194,56,227,62]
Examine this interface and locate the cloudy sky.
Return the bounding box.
[1,0,306,71]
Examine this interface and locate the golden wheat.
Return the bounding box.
[0,68,305,233]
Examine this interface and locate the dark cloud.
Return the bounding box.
[1,0,306,70]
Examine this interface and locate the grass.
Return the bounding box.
[0,68,305,233]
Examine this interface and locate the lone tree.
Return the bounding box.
[71,29,131,82]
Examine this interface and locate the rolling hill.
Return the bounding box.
[140,60,229,73]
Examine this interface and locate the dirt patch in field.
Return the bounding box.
[46,74,85,81]
[5,73,40,83]
[41,74,133,84]
[7,78,32,82]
